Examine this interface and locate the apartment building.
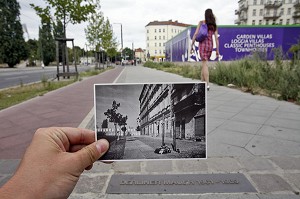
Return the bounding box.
[138,83,206,144]
[235,0,300,25]
[145,20,190,62]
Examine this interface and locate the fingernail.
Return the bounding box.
[96,139,109,154]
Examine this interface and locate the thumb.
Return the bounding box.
[75,139,109,169]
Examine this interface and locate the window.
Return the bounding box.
[159,43,161,47]
[272,19,276,25]
[163,36,165,40]
[159,29,161,32]
[155,29,157,33]
[159,36,161,40]
[288,8,291,15]
[259,9,263,16]
[287,19,290,25]
[280,8,284,15]
[266,20,269,25]
[155,50,157,54]
[253,0,257,5]
[163,29,165,33]
[155,43,157,47]
[279,19,283,24]
[260,0,264,4]
[155,36,157,40]
[259,20,262,25]
[253,9,256,16]
[252,20,256,25]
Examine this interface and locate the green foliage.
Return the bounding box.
[39,19,56,66]
[85,2,117,59]
[31,0,96,37]
[0,0,28,67]
[26,39,39,66]
[123,47,134,60]
[143,51,300,104]
[210,48,300,103]
[0,81,73,110]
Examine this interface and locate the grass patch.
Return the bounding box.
[0,81,75,110]
[0,67,113,110]
[144,61,201,80]
[143,52,300,104]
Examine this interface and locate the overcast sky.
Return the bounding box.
[19,0,237,50]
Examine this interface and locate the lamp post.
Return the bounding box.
[113,23,123,61]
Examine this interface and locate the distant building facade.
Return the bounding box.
[139,83,206,144]
[235,0,300,25]
[145,20,190,62]
[134,48,146,63]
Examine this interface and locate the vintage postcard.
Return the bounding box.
[94,83,207,161]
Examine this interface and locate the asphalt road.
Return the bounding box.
[0,65,92,89]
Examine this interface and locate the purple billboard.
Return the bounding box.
[165,25,300,62]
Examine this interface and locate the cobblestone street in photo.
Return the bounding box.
[123,136,206,160]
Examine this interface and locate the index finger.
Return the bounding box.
[59,127,96,145]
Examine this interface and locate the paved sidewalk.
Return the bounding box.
[1,65,300,199]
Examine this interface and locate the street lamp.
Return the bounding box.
[113,23,123,61]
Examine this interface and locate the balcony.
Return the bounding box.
[240,3,248,11]
[295,0,300,8]
[173,92,204,114]
[264,13,280,19]
[265,0,282,8]
[293,11,300,18]
[234,19,241,24]
[240,15,248,21]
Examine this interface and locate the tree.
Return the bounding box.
[118,115,128,136]
[26,39,39,66]
[101,18,117,52]
[70,46,84,63]
[38,19,56,66]
[31,0,96,38]
[53,20,64,63]
[85,0,104,51]
[123,47,134,60]
[0,0,28,67]
[101,119,108,129]
[31,0,96,67]
[104,100,121,139]
[85,2,117,65]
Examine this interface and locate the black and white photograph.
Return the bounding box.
[94,83,207,161]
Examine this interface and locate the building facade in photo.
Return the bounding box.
[235,0,300,25]
[145,20,190,62]
[138,83,206,145]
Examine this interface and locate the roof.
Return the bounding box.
[145,20,191,27]
[135,48,144,52]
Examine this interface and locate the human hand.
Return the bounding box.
[0,127,109,199]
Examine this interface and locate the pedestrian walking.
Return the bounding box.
[190,8,219,91]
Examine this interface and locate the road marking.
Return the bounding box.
[5,75,28,80]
